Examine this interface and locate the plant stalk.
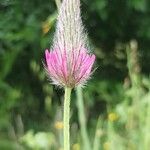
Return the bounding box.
[76,86,91,150]
[64,87,72,150]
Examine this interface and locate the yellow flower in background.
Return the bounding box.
[103,142,110,150]
[108,112,118,122]
[54,121,63,130]
[72,143,80,150]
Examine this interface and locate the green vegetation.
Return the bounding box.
[0,0,149,149]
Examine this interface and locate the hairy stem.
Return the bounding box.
[64,87,72,150]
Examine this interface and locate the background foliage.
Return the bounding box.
[0,0,150,149]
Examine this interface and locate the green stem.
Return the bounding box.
[76,86,91,150]
[93,116,101,150]
[144,93,150,150]
[64,87,72,150]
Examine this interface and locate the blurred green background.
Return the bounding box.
[0,0,150,149]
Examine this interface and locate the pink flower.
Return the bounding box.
[45,0,95,88]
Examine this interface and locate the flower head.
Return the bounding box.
[45,0,95,88]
